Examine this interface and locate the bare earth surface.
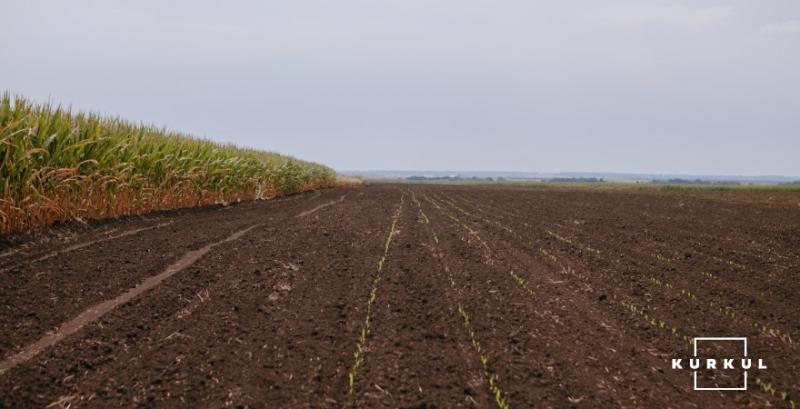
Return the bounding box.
[0,184,798,408]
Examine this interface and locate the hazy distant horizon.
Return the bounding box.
[342,169,800,181]
[3,1,798,176]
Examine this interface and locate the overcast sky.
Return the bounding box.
[2,1,799,175]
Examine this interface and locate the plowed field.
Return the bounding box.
[1,185,798,408]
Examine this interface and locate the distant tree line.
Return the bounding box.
[651,178,740,185]
[405,175,498,181]
[547,177,605,183]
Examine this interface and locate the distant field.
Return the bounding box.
[364,178,800,208]
[0,93,352,235]
[366,178,800,191]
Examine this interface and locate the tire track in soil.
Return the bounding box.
[0,189,327,269]
[349,193,486,408]
[0,218,165,262]
[0,223,262,375]
[0,189,350,377]
[428,189,796,408]
[0,189,321,263]
[0,187,387,408]
[0,220,175,274]
[0,189,348,357]
[295,193,348,218]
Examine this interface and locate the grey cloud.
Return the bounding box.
[761,19,800,34]
[1,0,799,175]
[594,3,734,27]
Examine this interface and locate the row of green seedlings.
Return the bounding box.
[652,242,766,282]
[433,196,583,297]
[447,194,795,348]
[692,251,772,302]
[707,250,779,284]
[457,192,769,286]
[445,193,797,407]
[527,222,798,409]
[742,239,794,267]
[545,230,601,255]
[462,189,792,274]
[437,194,599,264]
[469,196,791,352]
[431,195,643,300]
[637,208,792,269]
[457,304,511,409]
[713,255,746,270]
[346,195,405,394]
[423,194,491,252]
[526,224,798,409]
[430,195,551,274]
[431,195,585,277]
[443,193,599,258]
[686,230,793,273]
[430,195,680,407]
[509,271,536,298]
[412,190,510,408]
[478,199,752,334]
[615,220,779,283]
[424,194,559,312]
[553,219,790,344]
[428,194,500,232]
[435,196,517,238]
[583,207,782,290]
[426,195,559,291]
[620,299,796,409]
[410,192,450,286]
[425,195,541,301]
[425,195,496,249]
[718,242,794,273]
[567,195,785,276]
[437,193,628,267]
[701,270,719,280]
[539,206,795,347]
[644,273,793,346]
[655,253,674,263]
[439,195,726,407]
[431,193,769,407]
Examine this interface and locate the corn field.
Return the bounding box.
[0,93,342,235]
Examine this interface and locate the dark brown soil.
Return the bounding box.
[0,184,797,408]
